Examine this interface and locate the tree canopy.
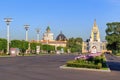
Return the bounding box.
[106,22,120,54]
[67,37,83,53]
[0,38,7,53]
[11,40,29,53]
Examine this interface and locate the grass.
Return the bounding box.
[102,67,109,70]
[0,54,10,57]
[116,53,120,56]
[60,64,110,72]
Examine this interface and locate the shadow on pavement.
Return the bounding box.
[107,61,120,71]
[106,54,120,72]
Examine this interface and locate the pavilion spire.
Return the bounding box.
[93,19,97,27]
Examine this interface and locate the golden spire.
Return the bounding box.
[93,19,97,27]
[90,19,101,42]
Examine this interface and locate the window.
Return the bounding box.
[94,32,97,41]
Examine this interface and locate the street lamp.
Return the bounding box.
[36,28,40,43]
[46,32,49,54]
[4,18,12,54]
[24,25,30,41]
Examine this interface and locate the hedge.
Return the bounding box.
[66,55,107,69]
[66,61,102,69]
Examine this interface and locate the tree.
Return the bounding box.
[10,40,22,48]
[30,42,37,51]
[57,46,64,50]
[41,44,55,53]
[57,46,67,53]
[67,37,83,53]
[0,38,7,54]
[106,22,120,54]
[22,40,29,53]
[11,40,29,53]
[30,42,41,53]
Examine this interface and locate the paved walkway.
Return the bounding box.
[105,54,120,71]
[0,54,120,80]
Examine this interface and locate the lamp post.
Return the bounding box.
[24,25,30,41]
[46,32,49,53]
[36,28,40,43]
[4,18,12,54]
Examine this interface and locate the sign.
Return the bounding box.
[10,48,20,56]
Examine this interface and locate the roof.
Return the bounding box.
[56,32,67,41]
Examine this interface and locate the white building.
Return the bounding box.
[43,26,54,41]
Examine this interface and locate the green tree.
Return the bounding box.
[21,40,29,53]
[30,42,41,53]
[11,40,29,53]
[57,46,67,53]
[57,46,63,50]
[41,44,55,53]
[10,40,22,48]
[67,37,83,53]
[0,38,7,54]
[30,42,37,50]
[106,22,120,54]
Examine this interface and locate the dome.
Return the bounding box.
[56,32,67,41]
[46,26,51,33]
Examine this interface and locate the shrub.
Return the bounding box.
[97,63,102,69]
[94,56,101,64]
[87,57,94,62]
[66,55,107,69]
[66,60,102,69]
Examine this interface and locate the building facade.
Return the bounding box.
[41,27,67,47]
[82,20,107,53]
[43,26,54,41]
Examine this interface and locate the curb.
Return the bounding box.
[60,65,111,72]
[0,56,12,57]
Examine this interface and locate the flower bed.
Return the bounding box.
[75,52,102,60]
[66,55,107,69]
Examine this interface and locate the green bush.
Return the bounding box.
[66,60,102,69]
[116,53,120,56]
[97,63,102,69]
[66,55,107,69]
[94,56,102,64]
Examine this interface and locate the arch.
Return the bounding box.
[91,46,97,53]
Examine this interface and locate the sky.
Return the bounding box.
[0,0,120,41]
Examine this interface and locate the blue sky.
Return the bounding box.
[0,0,120,41]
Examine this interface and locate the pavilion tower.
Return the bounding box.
[82,19,107,53]
[90,19,100,42]
[89,19,101,52]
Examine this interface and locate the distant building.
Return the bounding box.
[43,26,54,41]
[56,31,67,41]
[40,27,67,47]
[82,20,107,53]
[40,40,67,47]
